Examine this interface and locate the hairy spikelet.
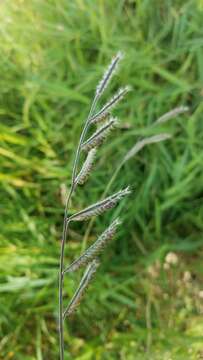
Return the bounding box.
[96,52,123,97]
[90,86,131,124]
[75,149,97,185]
[69,187,131,222]
[64,219,121,273]
[81,117,117,152]
[155,106,189,124]
[63,259,99,318]
[90,111,110,125]
[123,134,172,163]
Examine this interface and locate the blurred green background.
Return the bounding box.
[1,0,203,359]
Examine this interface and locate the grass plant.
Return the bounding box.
[0,1,203,359]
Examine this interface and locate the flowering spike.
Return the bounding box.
[123,134,172,163]
[63,259,99,318]
[64,218,121,273]
[75,149,97,185]
[96,52,123,97]
[81,117,117,152]
[69,187,131,222]
[155,106,189,124]
[90,86,131,124]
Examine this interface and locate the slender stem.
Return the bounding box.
[59,94,99,360]
[59,190,73,360]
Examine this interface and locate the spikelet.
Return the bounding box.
[81,117,117,152]
[123,133,172,163]
[63,259,99,318]
[155,106,189,124]
[90,111,110,125]
[90,86,131,124]
[64,218,121,273]
[75,149,97,185]
[96,52,123,97]
[69,187,131,222]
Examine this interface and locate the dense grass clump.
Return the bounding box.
[0,1,203,359]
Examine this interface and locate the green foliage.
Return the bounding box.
[0,0,203,358]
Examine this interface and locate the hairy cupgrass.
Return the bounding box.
[59,52,129,360]
[58,52,187,359]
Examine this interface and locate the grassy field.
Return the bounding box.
[1,0,203,359]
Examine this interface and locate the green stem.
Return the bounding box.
[59,94,98,360]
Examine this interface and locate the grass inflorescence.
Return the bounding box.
[59,52,132,359]
[1,1,203,359]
